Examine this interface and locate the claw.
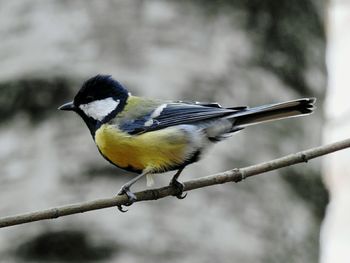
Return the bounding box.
[117,205,128,213]
[116,185,137,212]
[177,192,187,199]
[170,180,187,200]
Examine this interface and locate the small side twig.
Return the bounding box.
[0,138,349,228]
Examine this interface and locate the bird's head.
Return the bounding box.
[59,75,129,133]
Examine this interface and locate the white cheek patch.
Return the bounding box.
[79,97,120,121]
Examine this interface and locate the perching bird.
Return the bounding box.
[59,75,315,211]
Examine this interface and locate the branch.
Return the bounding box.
[1,138,350,228]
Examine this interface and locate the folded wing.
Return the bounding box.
[119,101,245,135]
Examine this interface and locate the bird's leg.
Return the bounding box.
[169,168,187,199]
[117,170,150,212]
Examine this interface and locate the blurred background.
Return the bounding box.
[0,0,347,262]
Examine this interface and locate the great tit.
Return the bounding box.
[59,74,315,211]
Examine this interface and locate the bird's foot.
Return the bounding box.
[169,179,187,199]
[117,185,137,212]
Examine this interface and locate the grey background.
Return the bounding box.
[0,1,326,262]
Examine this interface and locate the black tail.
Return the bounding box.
[231,98,316,128]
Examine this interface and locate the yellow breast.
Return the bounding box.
[94,124,189,173]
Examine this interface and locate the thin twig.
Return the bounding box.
[1,138,350,228]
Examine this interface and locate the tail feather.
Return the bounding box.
[231,98,316,128]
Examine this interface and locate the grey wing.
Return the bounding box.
[119,101,247,135]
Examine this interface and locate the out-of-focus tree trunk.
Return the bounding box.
[321,1,350,262]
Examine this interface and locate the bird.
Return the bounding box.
[59,74,315,211]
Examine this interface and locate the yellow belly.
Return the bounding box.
[94,124,189,172]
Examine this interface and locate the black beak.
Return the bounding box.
[58,101,76,111]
